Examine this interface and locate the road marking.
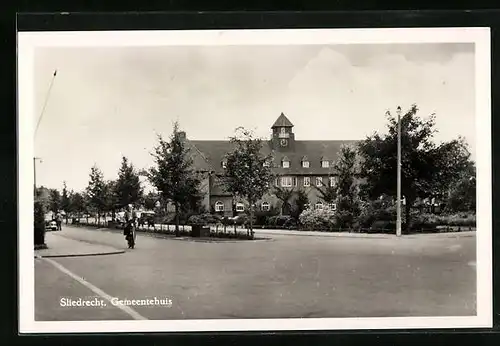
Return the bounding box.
[43,257,147,320]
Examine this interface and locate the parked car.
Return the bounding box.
[45,220,57,231]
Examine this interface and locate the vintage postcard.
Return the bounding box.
[18,28,492,333]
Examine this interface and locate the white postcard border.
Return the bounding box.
[18,27,492,333]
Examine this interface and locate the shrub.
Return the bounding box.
[410,213,439,231]
[298,208,336,231]
[187,213,222,225]
[254,209,278,226]
[370,220,396,231]
[267,215,294,228]
[357,199,396,229]
[439,213,476,227]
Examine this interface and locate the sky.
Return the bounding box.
[33,43,476,192]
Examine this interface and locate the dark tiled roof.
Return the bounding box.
[188,139,359,175]
[271,113,294,128]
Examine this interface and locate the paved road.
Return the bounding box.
[35,225,476,321]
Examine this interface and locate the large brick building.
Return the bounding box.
[184,113,356,216]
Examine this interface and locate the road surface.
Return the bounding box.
[35,225,476,321]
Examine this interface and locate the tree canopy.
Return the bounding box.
[61,182,71,217]
[222,127,274,235]
[333,144,361,228]
[357,104,474,231]
[115,156,143,209]
[86,165,108,217]
[147,122,202,236]
[48,188,61,214]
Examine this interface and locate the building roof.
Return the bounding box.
[188,139,359,175]
[271,113,294,128]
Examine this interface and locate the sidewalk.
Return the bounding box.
[35,231,125,258]
[252,228,476,239]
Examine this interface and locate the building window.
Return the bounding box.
[315,202,324,210]
[328,203,337,211]
[275,178,279,187]
[321,160,330,168]
[261,202,270,211]
[329,177,336,187]
[236,203,245,212]
[302,160,309,168]
[280,127,286,136]
[281,176,293,187]
[316,177,323,187]
[221,160,227,168]
[282,160,290,168]
[215,201,224,212]
[303,176,311,187]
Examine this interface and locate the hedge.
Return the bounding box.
[71,220,255,240]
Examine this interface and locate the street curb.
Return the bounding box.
[34,250,125,259]
[65,224,476,240]
[255,231,476,239]
[171,237,274,243]
[67,225,273,243]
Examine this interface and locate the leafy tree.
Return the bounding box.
[48,188,61,215]
[69,191,85,217]
[115,156,143,209]
[86,164,108,225]
[103,180,119,219]
[143,191,159,211]
[222,127,274,236]
[290,188,309,222]
[333,144,361,229]
[274,186,295,216]
[357,104,473,232]
[446,161,476,213]
[61,182,71,223]
[147,122,202,237]
[314,176,337,204]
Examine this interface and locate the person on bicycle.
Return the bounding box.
[124,204,137,248]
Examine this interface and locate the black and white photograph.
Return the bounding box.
[18,28,492,333]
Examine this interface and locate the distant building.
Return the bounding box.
[182,113,357,216]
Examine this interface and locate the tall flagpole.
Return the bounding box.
[34,69,57,191]
[396,106,402,237]
[35,69,57,137]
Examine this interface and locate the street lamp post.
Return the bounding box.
[33,157,42,192]
[396,106,402,237]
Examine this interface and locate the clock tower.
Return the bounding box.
[271,112,295,152]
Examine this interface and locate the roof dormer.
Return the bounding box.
[281,156,290,168]
[301,156,310,168]
[320,156,330,168]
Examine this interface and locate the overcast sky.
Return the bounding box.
[33,43,475,192]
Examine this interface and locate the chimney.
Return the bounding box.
[178,131,186,140]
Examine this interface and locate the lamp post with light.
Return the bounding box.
[396,106,402,237]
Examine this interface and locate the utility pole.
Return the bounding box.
[34,69,57,190]
[396,106,402,237]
